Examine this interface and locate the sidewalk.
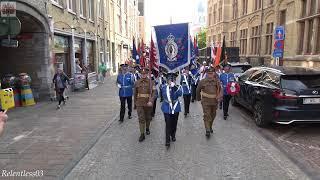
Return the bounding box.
[0,76,120,179]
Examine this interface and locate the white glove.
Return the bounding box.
[117,84,122,88]
[170,82,175,87]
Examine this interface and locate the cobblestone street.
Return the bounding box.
[66,100,309,180]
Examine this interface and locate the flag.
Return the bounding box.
[140,38,145,67]
[211,41,216,63]
[154,23,190,72]
[194,36,199,57]
[132,37,139,64]
[149,35,159,72]
[190,36,197,66]
[214,42,221,67]
[220,36,226,66]
[214,36,226,67]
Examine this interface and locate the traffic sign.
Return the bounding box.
[274,40,284,49]
[273,50,283,58]
[274,26,285,41]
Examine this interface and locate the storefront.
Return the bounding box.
[53,35,71,77]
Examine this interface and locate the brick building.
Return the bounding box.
[207,0,320,68]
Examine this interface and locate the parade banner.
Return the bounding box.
[154,23,190,72]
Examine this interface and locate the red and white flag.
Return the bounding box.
[149,36,159,72]
[211,41,216,63]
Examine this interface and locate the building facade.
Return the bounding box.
[207,0,320,68]
[0,0,139,99]
[138,0,145,41]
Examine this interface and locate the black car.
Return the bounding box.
[228,62,252,79]
[233,66,320,127]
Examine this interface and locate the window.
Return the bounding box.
[298,2,320,55]
[88,0,94,21]
[98,0,103,18]
[67,0,76,12]
[240,29,248,55]
[248,70,265,83]
[262,71,280,87]
[79,0,86,17]
[125,20,128,37]
[124,0,128,13]
[280,10,286,26]
[232,0,238,19]
[230,31,236,47]
[242,0,248,15]
[213,4,217,24]
[52,0,63,6]
[254,0,261,11]
[218,1,222,22]
[265,23,273,55]
[250,25,261,55]
[118,15,122,33]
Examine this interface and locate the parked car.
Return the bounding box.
[233,66,320,127]
[228,62,252,79]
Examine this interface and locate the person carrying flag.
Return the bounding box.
[161,72,183,147]
[190,64,199,102]
[117,64,135,122]
[180,67,192,117]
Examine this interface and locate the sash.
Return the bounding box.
[183,74,191,94]
[166,85,179,114]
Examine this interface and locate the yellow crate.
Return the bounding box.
[0,88,15,110]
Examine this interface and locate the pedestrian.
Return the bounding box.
[158,71,166,102]
[98,62,107,83]
[134,68,156,142]
[75,59,83,73]
[0,110,8,136]
[117,64,135,122]
[161,72,183,147]
[219,64,235,120]
[196,67,222,138]
[180,67,192,117]
[190,64,199,102]
[53,68,70,109]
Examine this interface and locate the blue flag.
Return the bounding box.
[132,37,139,64]
[154,23,190,72]
[190,37,196,66]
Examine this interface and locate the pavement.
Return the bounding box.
[0,77,120,180]
[66,100,309,180]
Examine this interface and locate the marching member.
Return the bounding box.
[117,64,135,122]
[219,64,235,120]
[161,72,183,147]
[180,67,192,117]
[150,70,158,118]
[133,65,141,82]
[199,61,208,80]
[196,67,222,138]
[134,68,156,142]
[158,71,166,102]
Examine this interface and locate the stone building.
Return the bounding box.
[207,0,320,68]
[138,0,145,42]
[0,0,139,99]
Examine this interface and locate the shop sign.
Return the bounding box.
[0,2,16,17]
[74,73,86,90]
[87,72,98,90]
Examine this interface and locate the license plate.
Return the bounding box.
[303,98,320,104]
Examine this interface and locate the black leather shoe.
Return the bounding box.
[171,136,176,142]
[146,129,150,135]
[165,142,170,147]
[210,128,214,133]
[224,116,227,120]
[139,134,145,142]
[184,113,187,117]
[128,115,132,119]
[119,119,124,122]
[206,131,210,138]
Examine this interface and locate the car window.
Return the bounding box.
[281,75,320,92]
[231,65,252,74]
[238,69,257,81]
[248,70,265,83]
[262,71,280,87]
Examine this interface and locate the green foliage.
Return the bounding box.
[197,29,207,49]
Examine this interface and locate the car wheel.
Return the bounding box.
[253,101,269,128]
[231,97,239,106]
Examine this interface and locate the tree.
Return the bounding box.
[197,29,207,49]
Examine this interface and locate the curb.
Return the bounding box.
[57,113,120,180]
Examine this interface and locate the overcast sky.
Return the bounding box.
[145,0,196,41]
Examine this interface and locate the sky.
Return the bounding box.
[145,0,196,41]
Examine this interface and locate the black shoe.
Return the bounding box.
[139,134,145,142]
[223,116,227,120]
[206,131,211,138]
[146,129,150,135]
[171,136,176,142]
[184,113,187,117]
[128,115,132,119]
[119,119,124,122]
[63,101,66,105]
[219,106,222,110]
[210,128,214,133]
[165,142,170,147]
